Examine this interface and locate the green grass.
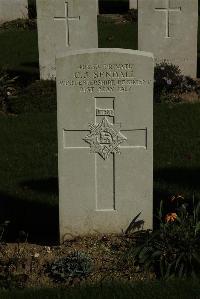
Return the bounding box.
[0,17,200,243]
[2,99,200,243]
[0,111,58,243]
[98,16,137,49]
[154,103,200,208]
[0,15,138,243]
[1,280,200,299]
[0,29,39,80]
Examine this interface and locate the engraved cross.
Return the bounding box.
[54,1,80,47]
[63,97,147,212]
[155,0,181,38]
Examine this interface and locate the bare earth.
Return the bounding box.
[0,234,154,288]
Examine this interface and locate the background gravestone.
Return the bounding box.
[138,0,198,77]
[0,0,28,23]
[36,0,98,80]
[56,49,154,241]
[129,0,137,9]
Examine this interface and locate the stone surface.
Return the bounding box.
[138,0,198,77]
[129,0,138,9]
[56,49,154,241]
[36,0,98,80]
[0,0,28,23]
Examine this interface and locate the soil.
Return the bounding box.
[0,233,154,289]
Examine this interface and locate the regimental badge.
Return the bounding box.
[83,117,127,160]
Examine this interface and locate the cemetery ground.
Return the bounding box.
[1,13,200,297]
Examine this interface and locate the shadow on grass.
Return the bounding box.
[0,180,59,245]
[20,178,58,195]
[1,279,200,299]
[153,167,200,228]
[154,167,200,189]
[8,65,39,87]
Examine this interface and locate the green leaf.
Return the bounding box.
[175,253,184,270]
[178,263,184,278]
[195,222,200,235]
[165,261,175,279]
[192,252,200,264]
[151,250,162,259]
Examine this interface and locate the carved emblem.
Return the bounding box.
[83,117,127,160]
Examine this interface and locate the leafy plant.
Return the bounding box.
[0,220,10,242]
[0,70,18,113]
[154,62,199,103]
[49,251,93,282]
[132,197,200,279]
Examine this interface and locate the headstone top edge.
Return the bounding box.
[56,48,154,61]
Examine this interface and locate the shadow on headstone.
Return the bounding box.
[0,178,59,245]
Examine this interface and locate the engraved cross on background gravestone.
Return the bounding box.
[155,0,181,37]
[54,1,80,47]
[63,97,147,211]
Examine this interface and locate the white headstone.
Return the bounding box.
[36,0,98,80]
[138,0,198,77]
[129,0,138,9]
[56,48,154,242]
[0,0,28,23]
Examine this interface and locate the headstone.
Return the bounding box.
[129,0,138,9]
[138,0,198,77]
[56,49,154,241]
[0,0,28,24]
[36,0,98,80]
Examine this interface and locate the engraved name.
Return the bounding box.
[58,63,152,93]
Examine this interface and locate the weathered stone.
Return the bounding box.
[56,49,154,241]
[0,0,28,23]
[138,0,198,77]
[36,0,98,80]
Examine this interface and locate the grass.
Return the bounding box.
[0,8,200,298]
[0,112,58,244]
[98,15,137,49]
[1,280,200,299]
[0,15,199,243]
[0,28,39,81]
[2,99,200,243]
[154,103,200,210]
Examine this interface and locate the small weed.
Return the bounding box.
[0,70,18,113]
[49,251,93,282]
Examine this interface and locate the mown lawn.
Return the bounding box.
[1,280,200,299]
[0,29,39,79]
[0,16,200,242]
[0,9,200,299]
